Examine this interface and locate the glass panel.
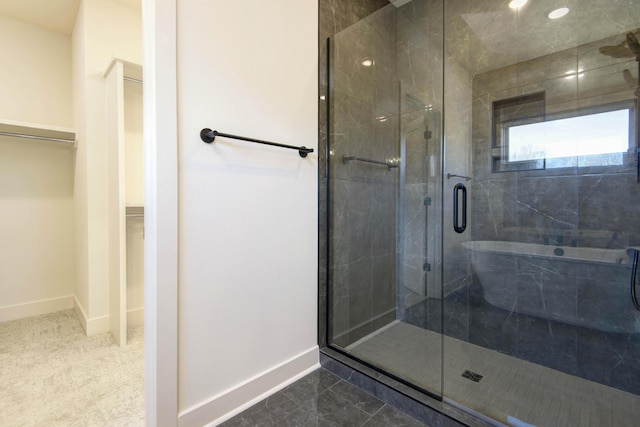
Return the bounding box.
[443,0,640,425]
[327,0,444,398]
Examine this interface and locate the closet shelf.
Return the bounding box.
[104,58,143,85]
[0,119,76,145]
[126,206,144,217]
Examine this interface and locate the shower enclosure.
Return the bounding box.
[324,1,640,425]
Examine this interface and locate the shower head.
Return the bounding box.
[626,32,640,58]
[599,31,640,60]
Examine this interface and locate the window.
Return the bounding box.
[492,95,636,172]
[508,104,633,168]
[492,92,545,172]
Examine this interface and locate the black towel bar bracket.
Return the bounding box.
[200,128,313,158]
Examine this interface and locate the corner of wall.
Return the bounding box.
[73,295,110,336]
[177,347,319,427]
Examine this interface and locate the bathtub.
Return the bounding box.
[462,241,640,334]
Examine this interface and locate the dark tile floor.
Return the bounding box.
[220,369,431,426]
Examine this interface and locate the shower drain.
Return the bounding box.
[461,370,483,382]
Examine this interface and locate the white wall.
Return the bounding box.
[72,0,142,333]
[0,137,75,320]
[72,1,89,319]
[142,0,179,421]
[0,15,72,127]
[0,0,143,328]
[0,14,75,321]
[175,0,319,424]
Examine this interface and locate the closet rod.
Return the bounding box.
[124,76,143,85]
[0,131,75,144]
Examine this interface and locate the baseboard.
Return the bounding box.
[73,297,110,336]
[0,295,74,322]
[127,306,144,327]
[0,295,143,335]
[177,346,320,427]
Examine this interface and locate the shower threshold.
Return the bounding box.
[344,321,640,427]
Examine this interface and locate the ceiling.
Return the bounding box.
[450,0,640,73]
[0,0,140,35]
[354,0,640,75]
[4,0,638,72]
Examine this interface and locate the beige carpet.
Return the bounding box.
[0,310,144,426]
[347,321,640,427]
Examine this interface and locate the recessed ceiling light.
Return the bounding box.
[548,7,570,19]
[508,0,528,9]
[361,58,374,67]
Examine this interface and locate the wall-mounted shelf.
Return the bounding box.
[126,206,144,218]
[105,58,143,85]
[0,119,76,147]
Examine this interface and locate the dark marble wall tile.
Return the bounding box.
[319,0,392,349]
[346,180,376,261]
[329,263,350,345]
[460,257,640,395]
[576,331,640,395]
[468,300,518,356]
[372,253,396,315]
[471,179,518,241]
[348,257,374,338]
[515,315,578,375]
[371,182,398,255]
[577,274,640,334]
[442,287,469,342]
[321,0,402,349]
[470,34,640,254]
[515,176,579,233]
[516,48,578,87]
[629,182,640,246]
[516,260,578,321]
[324,0,449,349]
[319,0,391,41]
[473,65,518,98]
[397,0,444,111]
[397,1,446,314]
[578,173,634,248]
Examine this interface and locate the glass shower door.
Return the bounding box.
[442,1,640,425]
[326,1,640,425]
[326,1,445,399]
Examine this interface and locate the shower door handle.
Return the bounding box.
[453,183,467,233]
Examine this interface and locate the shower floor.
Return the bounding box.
[346,321,640,427]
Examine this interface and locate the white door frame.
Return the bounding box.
[143,0,179,424]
